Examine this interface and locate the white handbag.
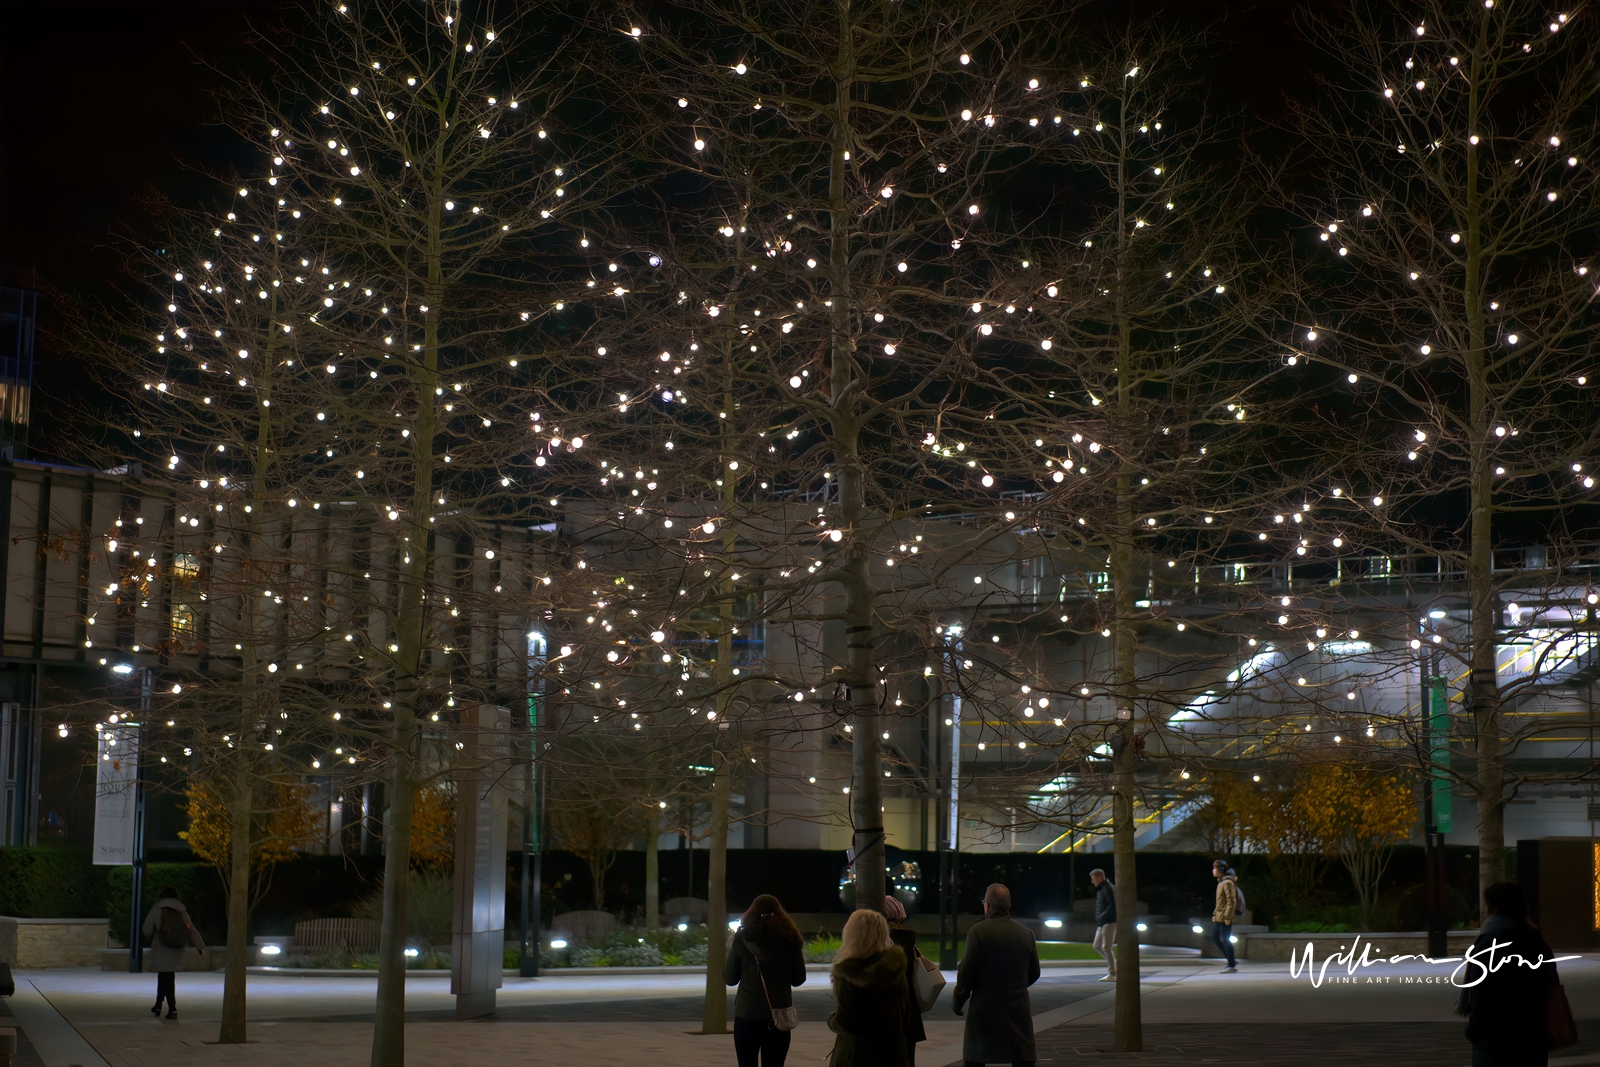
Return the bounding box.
[913,949,946,1012]
[751,943,800,1031]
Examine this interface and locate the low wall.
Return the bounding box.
[0,917,109,968]
[1238,930,1478,962]
[99,946,227,972]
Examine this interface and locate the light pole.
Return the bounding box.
[938,624,963,969]
[520,632,547,977]
[128,668,151,974]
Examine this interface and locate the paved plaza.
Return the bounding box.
[0,954,1594,1067]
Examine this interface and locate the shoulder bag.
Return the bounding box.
[749,943,800,1032]
[1547,983,1577,1050]
[913,947,946,1012]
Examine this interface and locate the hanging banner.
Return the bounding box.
[1429,678,1453,834]
[92,725,140,865]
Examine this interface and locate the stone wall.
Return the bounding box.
[0,917,109,968]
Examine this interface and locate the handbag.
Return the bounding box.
[750,943,800,1032]
[913,948,946,1012]
[1547,983,1578,1050]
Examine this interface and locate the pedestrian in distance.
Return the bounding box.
[1457,881,1568,1067]
[826,908,910,1067]
[953,884,1041,1067]
[1211,859,1239,973]
[725,893,807,1067]
[141,886,204,1019]
[1089,868,1116,982]
[882,895,927,1066]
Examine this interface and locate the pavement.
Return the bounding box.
[1,951,1594,1067]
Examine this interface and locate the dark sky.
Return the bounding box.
[2,0,1313,298]
[0,1,293,295]
[0,0,1313,456]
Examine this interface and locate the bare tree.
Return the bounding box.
[1293,0,1600,907]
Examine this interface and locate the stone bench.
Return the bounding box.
[99,945,226,971]
[1237,930,1478,962]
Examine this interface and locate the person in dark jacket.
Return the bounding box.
[1089,868,1116,982]
[725,893,808,1067]
[883,895,927,1065]
[140,886,205,1019]
[828,908,910,1067]
[953,884,1041,1067]
[1458,882,1560,1067]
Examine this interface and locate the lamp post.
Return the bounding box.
[938,625,963,969]
[128,668,151,974]
[520,632,547,977]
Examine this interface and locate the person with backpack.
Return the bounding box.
[724,893,807,1067]
[141,887,204,1018]
[1211,860,1239,974]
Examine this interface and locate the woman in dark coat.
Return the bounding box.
[1459,881,1561,1067]
[828,908,910,1067]
[725,893,808,1067]
[883,895,927,1066]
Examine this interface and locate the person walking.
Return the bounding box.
[1211,859,1238,974]
[725,894,807,1067]
[1458,881,1563,1067]
[826,908,910,1067]
[953,884,1041,1067]
[141,886,204,1019]
[1089,869,1116,982]
[883,895,927,1066]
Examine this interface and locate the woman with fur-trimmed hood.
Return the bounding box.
[827,908,910,1067]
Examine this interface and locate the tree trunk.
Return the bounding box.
[216,758,252,1043]
[371,185,441,1067]
[645,814,660,931]
[823,5,885,918]
[1461,61,1505,912]
[701,751,734,1035]
[370,714,416,1066]
[1109,94,1142,1053]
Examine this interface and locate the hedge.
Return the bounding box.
[0,848,108,919]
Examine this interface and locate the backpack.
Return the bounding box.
[157,906,190,949]
[1233,883,1246,916]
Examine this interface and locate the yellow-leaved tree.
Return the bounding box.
[181,776,322,907]
[1297,763,1416,931]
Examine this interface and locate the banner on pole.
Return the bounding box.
[1429,678,1453,835]
[92,725,140,865]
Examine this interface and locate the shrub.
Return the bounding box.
[682,942,708,966]
[106,863,217,945]
[805,935,841,963]
[352,869,452,946]
[570,947,609,966]
[607,943,662,967]
[0,848,107,919]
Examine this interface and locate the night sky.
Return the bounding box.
[0,0,1314,457]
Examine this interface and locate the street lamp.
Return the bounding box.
[938,624,963,969]
[521,632,547,977]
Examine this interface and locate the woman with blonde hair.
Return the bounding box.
[827,908,910,1067]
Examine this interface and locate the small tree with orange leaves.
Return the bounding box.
[181,775,322,907]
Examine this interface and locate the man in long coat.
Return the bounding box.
[952,883,1041,1066]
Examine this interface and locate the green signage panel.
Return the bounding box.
[1430,677,1452,834]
